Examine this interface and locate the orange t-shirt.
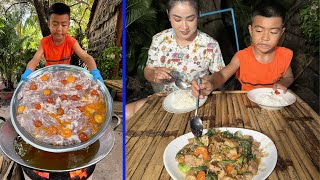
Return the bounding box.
[41,34,77,66]
[236,46,293,91]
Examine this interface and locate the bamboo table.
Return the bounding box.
[126,91,320,180]
[104,80,122,91]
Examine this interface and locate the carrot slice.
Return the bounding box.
[43,89,51,95]
[29,83,38,90]
[78,132,88,142]
[57,108,64,115]
[34,120,42,127]
[17,106,25,113]
[194,146,210,161]
[196,171,205,180]
[34,103,41,110]
[61,127,72,138]
[47,126,58,136]
[226,165,233,174]
[230,153,241,160]
[40,74,49,81]
[67,75,76,83]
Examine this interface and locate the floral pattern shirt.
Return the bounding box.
[146,28,225,93]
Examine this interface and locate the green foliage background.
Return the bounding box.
[126,0,169,80]
[96,46,122,80]
[126,0,319,83]
[0,0,94,90]
[299,0,319,55]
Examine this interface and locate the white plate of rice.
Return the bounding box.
[163,90,208,114]
[247,88,296,110]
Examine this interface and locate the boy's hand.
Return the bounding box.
[20,68,33,82]
[273,83,288,93]
[90,68,104,82]
[191,75,214,99]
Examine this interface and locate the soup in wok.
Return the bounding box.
[16,71,106,146]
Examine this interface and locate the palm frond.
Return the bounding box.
[126,8,157,27]
[126,0,152,10]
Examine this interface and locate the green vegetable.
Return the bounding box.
[206,129,217,137]
[239,171,253,176]
[190,144,199,151]
[206,171,218,180]
[222,146,230,153]
[178,163,191,173]
[252,154,256,160]
[221,131,234,138]
[239,140,253,159]
[176,153,184,159]
[192,165,208,172]
[234,131,243,139]
[176,148,188,158]
[236,155,245,163]
[218,160,235,165]
[194,138,205,146]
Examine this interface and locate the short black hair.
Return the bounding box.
[48,3,70,19]
[252,1,286,25]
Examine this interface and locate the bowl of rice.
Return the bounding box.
[247,88,296,110]
[162,90,207,114]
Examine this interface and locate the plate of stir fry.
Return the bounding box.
[163,128,277,180]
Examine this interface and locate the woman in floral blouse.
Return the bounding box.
[126,0,225,120]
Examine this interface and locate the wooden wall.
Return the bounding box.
[86,0,122,57]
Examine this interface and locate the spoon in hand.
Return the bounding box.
[167,73,189,90]
[190,78,203,137]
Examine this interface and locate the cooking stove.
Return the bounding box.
[22,165,95,180]
[0,121,115,180]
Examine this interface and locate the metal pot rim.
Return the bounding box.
[0,121,115,172]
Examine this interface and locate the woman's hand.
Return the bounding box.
[151,67,172,83]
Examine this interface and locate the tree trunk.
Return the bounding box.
[114,3,122,78]
[33,0,50,37]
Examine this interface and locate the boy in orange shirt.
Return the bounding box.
[21,3,103,81]
[192,1,294,98]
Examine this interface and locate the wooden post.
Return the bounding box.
[113,3,123,79]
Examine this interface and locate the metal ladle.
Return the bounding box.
[167,73,189,90]
[190,78,203,137]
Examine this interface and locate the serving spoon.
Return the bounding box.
[167,73,189,90]
[190,78,203,137]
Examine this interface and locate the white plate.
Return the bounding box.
[163,128,278,180]
[247,88,296,110]
[162,90,208,114]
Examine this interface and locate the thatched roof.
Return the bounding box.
[86,0,122,57]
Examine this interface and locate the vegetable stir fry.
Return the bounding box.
[176,129,264,180]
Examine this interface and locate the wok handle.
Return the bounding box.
[111,113,121,131]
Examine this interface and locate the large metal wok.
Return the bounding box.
[10,65,113,153]
[0,121,115,172]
